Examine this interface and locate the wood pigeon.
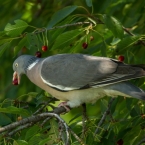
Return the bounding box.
[13,54,145,108]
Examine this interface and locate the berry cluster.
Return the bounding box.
[82,36,94,49]
[35,45,48,58]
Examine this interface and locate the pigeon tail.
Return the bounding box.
[104,82,145,100]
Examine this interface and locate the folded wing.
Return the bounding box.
[40,54,145,91]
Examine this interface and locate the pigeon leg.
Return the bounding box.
[58,102,71,112]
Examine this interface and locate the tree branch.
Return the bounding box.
[0,106,67,134]
[34,22,92,34]
[123,26,145,46]
[136,136,145,145]
[95,98,115,135]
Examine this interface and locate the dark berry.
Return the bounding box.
[70,44,73,47]
[82,42,88,49]
[35,51,42,58]
[42,45,48,52]
[22,47,27,53]
[90,36,94,41]
[117,139,123,145]
[141,114,145,119]
[12,79,18,85]
[118,55,124,62]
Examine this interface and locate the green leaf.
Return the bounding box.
[13,140,28,145]
[14,33,39,55]
[0,113,12,125]
[25,33,39,50]
[0,42,11,57]
[86,0,92,7]
[14,37,27,55]
[47,5,77,28]
[100,42,107,56]
[4,19,28,37]
[0,38,14,45]
[0,31,6,38]
[39,138,51,145]
[51,29,82,50]
[25,125,40,140]
[0,106,30,116]
[28,134,42,145]
[103,15,124,39]
[18,92,38,100]
[69,113,82,123]
[117,35,141,52]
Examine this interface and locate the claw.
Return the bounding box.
[58,102,71,113]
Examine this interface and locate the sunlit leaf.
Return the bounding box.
[47,5,78,28]
[4,19,28,37]
[39,138,51,145]
[13,140,28,145]
[51,29,83,50]
[117,35,141,52]
[103,15,124,39]
[0,106,30,116]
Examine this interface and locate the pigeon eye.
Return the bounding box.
[15,63,18,67]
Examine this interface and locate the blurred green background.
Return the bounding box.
[1,0,145,144]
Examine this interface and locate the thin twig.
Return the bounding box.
[123,26,145,46]
[33,98,56,115]
[93,16,145,47]
[34,22,92,34]
[41,116,51,126]
[82,103,88,137]
[7,123,34,136]
[95,98,115,135]
[0,106,67,134]
[69,129,85,145]
[136,136,145,145]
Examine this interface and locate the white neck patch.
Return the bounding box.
[27,60,39,70]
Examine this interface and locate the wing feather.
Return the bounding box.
[40,54,144,91]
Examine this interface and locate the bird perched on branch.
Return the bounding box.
[13,54,145,109]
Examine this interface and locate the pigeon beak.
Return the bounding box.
[13,71,21,84]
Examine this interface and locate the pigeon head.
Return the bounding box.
[13,55,38,84]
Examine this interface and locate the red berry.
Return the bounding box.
[35,51,42,58]
[42,45,48,52]
[90,36,94,41]
[118,55,124,62]
[12,79,18,85]
[82,42,88,49]
[117,139,123,145]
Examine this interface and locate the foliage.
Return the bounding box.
[0,0,145,144]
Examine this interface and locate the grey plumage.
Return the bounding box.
[13,54,145,108]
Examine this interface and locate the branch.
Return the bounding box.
[34,22,92,34]
[69,129,85,145]
[136,136,145,145]
[95,98,115,135]
[7,123,34,136]
[0,106,67,134]
[33,97,57,115]
[82,103,89,137]
[93,16,145,47]
[123,27,145,46]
